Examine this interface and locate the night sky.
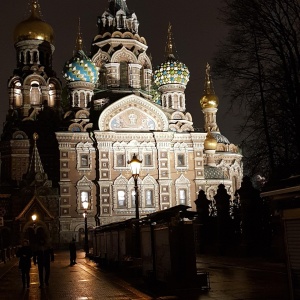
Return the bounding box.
[0,0,243,144]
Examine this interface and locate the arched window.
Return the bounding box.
[117,190,126,207]
[179,189,187,205]
[30,81,41,105]
[168,95,172,108]
[74,93,79,107]
[99,67,107,88]
[131,190,136,207]
[26,51,31,64]
[145,189,153,206]
[120,62,128,87]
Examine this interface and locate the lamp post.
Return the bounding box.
[31,214,37,230]
[128,153,142,219]
[31,214,37,246]
[82,201,89,257]
[128,153,142,257]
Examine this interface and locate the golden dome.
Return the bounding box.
[204,131,217,151]
[200,94,219,109]
[13,1,54,44]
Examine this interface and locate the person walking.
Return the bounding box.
[16,239,32,288]
[33,238,54,288]
[69,238,77,266]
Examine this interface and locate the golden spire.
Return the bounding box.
[30,0,42,19]
[75,18,83,52]
[165,23,176,59]
[200,63,219,109]
[204,63,215,95]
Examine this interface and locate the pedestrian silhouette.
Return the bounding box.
[69,238,77,266]
[214,184,231,254]
[33,238,54,288]
[16,239,32,288]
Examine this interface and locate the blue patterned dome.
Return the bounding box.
[63,50,98,84]
[153,58,190,87]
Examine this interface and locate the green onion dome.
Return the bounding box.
[153,58,190,87]
[63,50,98,84]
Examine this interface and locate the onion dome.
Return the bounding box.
[63,21,98,84]
[154,24,190,87]
[200,63,219,109]
[204,130,218,151]
[14,0,54,44]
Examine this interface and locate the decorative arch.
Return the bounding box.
[12,130,28,140]
[98,95,169,132]
[112,31,124,38]
[92,49,110,68]
[172,111,185,120]
[122,32,134,39]
[111,46,137,63]
[75,110,89,119]
[113,175,130,209]
[68,123,83,132]
[84,123,93,131]
[185,112,192,122]
[140,174,158,208]
[23,74,47,87]
[137,52,152,69]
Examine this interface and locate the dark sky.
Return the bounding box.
[0,0,243,144]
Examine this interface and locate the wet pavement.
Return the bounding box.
[0,250,151,300]
[0,250,290,299]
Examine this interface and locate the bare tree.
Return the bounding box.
[213,0,300,179]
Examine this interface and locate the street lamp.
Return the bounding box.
[128,153,142,258]
[82,201,89,257]
[128,153,142,219]
[31,214,37,229]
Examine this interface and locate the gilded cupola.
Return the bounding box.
[204,128,218,151]
[14,0,54,44]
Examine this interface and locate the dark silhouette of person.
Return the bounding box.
[195,190,210,224]
[214,184,231,254]
[33,238,54,288]
[16,239,32,288]
[236,176,262,255]
[195,190,211,253]
[69,238,77,266]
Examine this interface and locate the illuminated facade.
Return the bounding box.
[0,0,242,245]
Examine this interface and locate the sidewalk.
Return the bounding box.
[0,250,153,300]
[0,255,18,280]
[0,250,290,300]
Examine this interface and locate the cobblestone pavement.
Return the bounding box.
[0,250,152,300]
[0,251,290,300]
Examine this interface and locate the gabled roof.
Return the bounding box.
[15,194,54,220]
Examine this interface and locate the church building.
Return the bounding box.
[0,0,242,247]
